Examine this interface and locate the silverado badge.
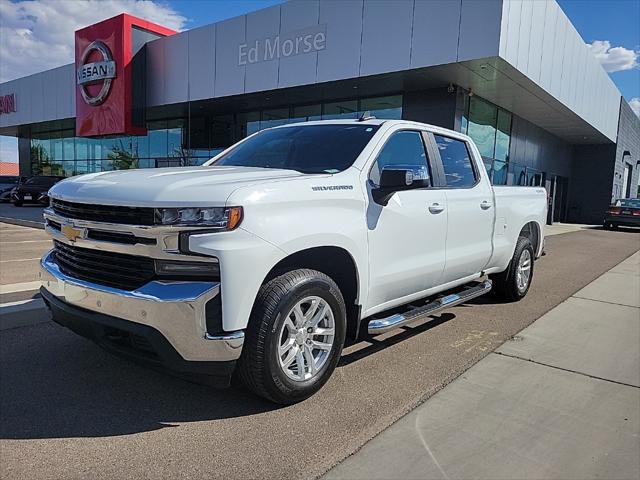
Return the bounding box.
[61,223,85,243]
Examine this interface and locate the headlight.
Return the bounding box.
[154,206,243,230]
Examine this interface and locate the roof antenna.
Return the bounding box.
[358,111,376,122]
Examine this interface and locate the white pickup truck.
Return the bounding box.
[40,119,547,403]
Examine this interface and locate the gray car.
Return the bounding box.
[604,198,640,229]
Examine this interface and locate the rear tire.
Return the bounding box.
[12,200,22,207]
[236,268,346,404]
[491,236,535,302]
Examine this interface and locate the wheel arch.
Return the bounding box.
[261,246,362,342]
[518,220,543,257]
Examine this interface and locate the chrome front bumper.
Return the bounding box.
[39,250,244,362]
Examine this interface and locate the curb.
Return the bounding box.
[0,299,49,331]
[0,216,45,229]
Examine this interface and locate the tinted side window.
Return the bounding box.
[434,135,477,188]
[370,131,430,186]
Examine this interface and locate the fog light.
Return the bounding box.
[154,260,220,278]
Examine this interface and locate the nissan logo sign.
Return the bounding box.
[76,40,116,106]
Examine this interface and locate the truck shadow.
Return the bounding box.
[1,300,479,440]
[340,312,456,366]
[0,324,278,440]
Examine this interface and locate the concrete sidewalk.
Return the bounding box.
[324,251,640,480]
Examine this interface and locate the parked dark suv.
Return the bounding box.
[12,176,64,206]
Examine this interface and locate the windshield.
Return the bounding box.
[25,177,59,186]
[614,198,640,208]
[210,124,380,174]
[0,176,19,184]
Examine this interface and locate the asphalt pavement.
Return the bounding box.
[0,203,45,227]
[0,224,639,479]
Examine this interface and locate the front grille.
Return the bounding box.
[47,218,156,246]
[51,198,156,226]
[53,240,156,291]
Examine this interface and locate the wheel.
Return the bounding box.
[491,236,535,302]
[12,200,22,207]
[236,268,346,404]
[604,222,618,230]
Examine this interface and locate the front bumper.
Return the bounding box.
[40,250,244,377]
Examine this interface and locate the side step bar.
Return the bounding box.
[367,280,492,335]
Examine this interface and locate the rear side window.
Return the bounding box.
[433,134,477,188]
[370,130,431,186]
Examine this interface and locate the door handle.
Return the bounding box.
[428,203,445,214]
[480,200,493,210]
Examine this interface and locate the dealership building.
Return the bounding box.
[0,0,638,224]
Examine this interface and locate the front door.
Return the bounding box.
[366,130,447,311]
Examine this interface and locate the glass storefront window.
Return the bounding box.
[148,120,168,159]
[493,160,508,185]
[495,110,511,162]
[101,137,116,160]
[167,119,184,158]
[323,100,358,119]
[244,111,261,136]
[528,169,544,187]
[210,115,234,151]
[63,136,75,160]
[292,104,321,123]
[360,95,402,119]
[261,108,289,129]
[135,135,149,158]
[482,157,493,179]
[75,160,89,175]
[138,159,155,169]
[511,163,527,186]
[51,133,63,161]
[27,95,406,178]
[467,96,497,158]
[62,161,75,177]
[75,137,88,160]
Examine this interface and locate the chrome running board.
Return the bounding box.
[367,280,492,335]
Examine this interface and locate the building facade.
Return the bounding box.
[1,0,638,225]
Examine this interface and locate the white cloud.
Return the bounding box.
[630,98,640,119]
[0,0,187,83]
[588,40,639,73]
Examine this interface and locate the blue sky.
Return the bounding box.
[0,0,638,163]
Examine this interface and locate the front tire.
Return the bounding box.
[491,236,535,302]
[236,268,346,404]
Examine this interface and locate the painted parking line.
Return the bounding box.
[0,298,49,331]
[0,281,42,294]
[1,240,51,244]
[0,258,42,263]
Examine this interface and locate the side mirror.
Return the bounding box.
[372,165,429,205]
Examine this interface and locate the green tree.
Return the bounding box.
[107,140,139,170]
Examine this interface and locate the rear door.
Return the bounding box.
[430,134,494,283]
[365,129,447,310]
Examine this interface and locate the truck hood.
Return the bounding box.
[49,166,305,207]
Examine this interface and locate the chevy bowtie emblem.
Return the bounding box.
[61,223,85,243]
